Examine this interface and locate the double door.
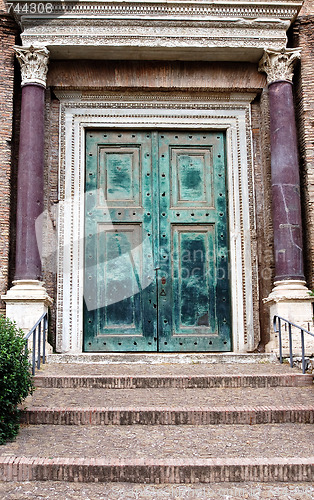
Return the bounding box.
[84,130,231,351]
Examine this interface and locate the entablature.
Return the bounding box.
[7,1,304,61]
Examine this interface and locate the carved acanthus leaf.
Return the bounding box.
[14,46,50,87]
[258,48,301,85]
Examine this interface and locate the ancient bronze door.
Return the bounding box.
[84,130,231,352]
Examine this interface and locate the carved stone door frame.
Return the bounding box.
[55,91,258,354]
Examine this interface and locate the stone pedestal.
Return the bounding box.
[264,281,314,355]
[2,280,53,353]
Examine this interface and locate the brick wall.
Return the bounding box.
[0,6,18,314]
[42,93,60,346]
[293,0,314,289]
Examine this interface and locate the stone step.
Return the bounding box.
[35,361,313,388]
[1,456,313,483]
[3,424,314,461]
[1,424,313,483]
[24,386,314,409]
[34,373,313,389]
[1,481,314,498]
[21,406,314,425]
[21,385,314,425]
[46,353,277,365]
[1,481,313,498]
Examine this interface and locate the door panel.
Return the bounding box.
[84,130,231,352]
[158,132,231,351]
[84,131,157,351]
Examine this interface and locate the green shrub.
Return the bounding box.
[0,315,34,445]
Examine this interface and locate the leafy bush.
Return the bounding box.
[0,315,34,445]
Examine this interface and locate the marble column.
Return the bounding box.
[2,46,52,344]
[259,48,314,354]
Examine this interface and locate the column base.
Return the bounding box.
[1,280,53,354]
[263,281,314,356]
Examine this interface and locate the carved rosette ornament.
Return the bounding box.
[258,47,301,85]
[14,46,50,87]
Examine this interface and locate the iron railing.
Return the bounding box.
[273,315,314,374]
[24,312,48,375]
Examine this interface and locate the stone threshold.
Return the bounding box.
[46,353,277,365]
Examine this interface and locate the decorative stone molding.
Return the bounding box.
[17,1,303,62]
[15,1,303,20]
[264,281,314,304]
[258,48,301,85]
[14,45,49,87]
[54,91,257,354]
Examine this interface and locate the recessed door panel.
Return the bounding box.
[98,147,141,205]
[84,130,231,352]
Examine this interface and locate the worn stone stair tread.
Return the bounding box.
[24,386,314,408]
[2,424,314,459]
[45,353,278,366]
[1,481,314,499]
[37,362,302,377]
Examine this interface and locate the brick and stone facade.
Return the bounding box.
[0,1,18,315]
[1,0,314,354]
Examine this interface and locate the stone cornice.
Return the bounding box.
[12,1,304,21]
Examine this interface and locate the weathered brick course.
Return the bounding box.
[33,373,314,389]
[20,405,314,426]
[0,456,313,483]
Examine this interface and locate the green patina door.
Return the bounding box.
[84,130,231,352]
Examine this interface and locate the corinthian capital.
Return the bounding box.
[14,46,50,88]
[258,48,301,85]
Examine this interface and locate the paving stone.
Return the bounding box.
[24,386,314,408]
[1,424,313,459]
[0,481,313,499]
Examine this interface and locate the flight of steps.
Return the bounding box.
[0,358,313,486]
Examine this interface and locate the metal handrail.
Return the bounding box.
[273,315,314,374]
[24,312,48,375]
